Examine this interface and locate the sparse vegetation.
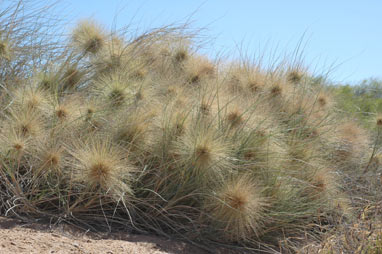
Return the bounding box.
[0,1,381,253]
[331,78,382,129]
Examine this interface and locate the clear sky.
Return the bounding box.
[59,0,381,84]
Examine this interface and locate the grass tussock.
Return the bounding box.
[204,174,267,242]
[68,137,134,197]
[0,2,379,253]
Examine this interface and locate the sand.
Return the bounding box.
[0,217,210,254]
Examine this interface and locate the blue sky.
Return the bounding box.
[60,0,381,84]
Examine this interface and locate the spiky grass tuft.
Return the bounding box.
[204,175,267,242]
[287,69,304,84]
[184,56,215,85]
[72,20,106,55]
[0,129,33,161]
[95,73,136,108]
[111,108,154,154]
[49,96,82,127]
[237,128,286,171]
[305,166,339,202]
[376,114,382,127]
[77,99,107,133]
[270,84,283,97]
[0,39,11,60]
[69,137,134,197]
[61,66,83,91]
[333,121,369,165]
[172,124,233,183]
[226,66,267,96]
[35,69,60,91]
[173,47,189,63]
[30,136,65,177]
[0,40,7,56]
[315,90,334,111]
[246,75,266,93]
[11,86,50,112]
[6,108,44,138]
[226,109,244,129]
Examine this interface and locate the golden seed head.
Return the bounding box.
[115,124,145,146]
[135,91,143,101]
[248,81,260,92]
[312,176,326,192]
[256,130,266,137]
[190,74,200,84]
[0,42,6,54]
[174,126,233,178]
[174,123,185,136]
[13,143,24,151]
[305,168,338,202]
[309,129,319,138]
[86,36,104,54]
[195,145,210,162]
[27,97,40,110]
[56,108,68,119]
[226,191,248,211]
[244,151,256,160]
[72,20,105,55]
[89,162,111,186]
[62,68,81,90]
[20,123,31,136]
[227,111,243,127]
[44,152,60,167]
[109,89,125,105]
[287,70,303,84]
[174,50,187,62]
[206,175,266,241]
[87,108,94,115]
[70,138,134,196]
[200,103,210,115]
[270,85,282,96]
[167,87,177,95]
[318,96,327,107]
[0,41,9,58]
[40,79,51,89]
[131,69,146,80]
[377,118,382,127]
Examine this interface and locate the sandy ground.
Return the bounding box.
[0,217,210,254]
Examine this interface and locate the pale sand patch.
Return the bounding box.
[0,217,211,254]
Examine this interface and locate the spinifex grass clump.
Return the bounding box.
[0,10,372,253]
